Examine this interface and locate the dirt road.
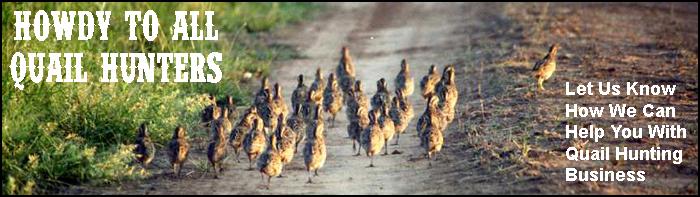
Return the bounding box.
[63,2,698,195]
[82,2,503,195]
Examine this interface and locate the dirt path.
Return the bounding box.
[254,2,488,194]
[120,2,501,195]
[62,3,531,195]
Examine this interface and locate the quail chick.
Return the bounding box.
[217,95,238,123]
[417,96,447,147]
[243,117,267,170]
[291,74,308,113]
[309,68,326,103]
[337,46,356,94]
[389,89,414,146]
[287,103,306,155]
[134,122,156,168]
[302,89,323,124]
[421,97,445,167]
[254,77,271,110]
[259,89,278,135]
[272,83,290,119]
[201,94,221,128]
[345,81,370,155]
[303,107,326,184]
[323,73,344,127]
[420,65,440,100]
[229,106,262,163]
[435,65,458,124]
[274,114,297,177]
[532,43,560,91]
[168,126,190,177]
[371,78,391,111]
[395,59,414,96]
[213,106,233,138]
[361,109,384,167]
[378,105,396,155]
[207,122,228,178]
[257,129,283,189]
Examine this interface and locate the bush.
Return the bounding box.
[2,2,318,194]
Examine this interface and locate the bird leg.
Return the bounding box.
[267,176,272,190]
[383,140,389,155]
[393,133,400,145]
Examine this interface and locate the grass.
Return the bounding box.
[1,2,318,194]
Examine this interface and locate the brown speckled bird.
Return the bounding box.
[379,105,396,155]
[390,89,414,146]
[309,68,326,103]
[168,126,190,177]
[435,65,458,124]
[287,103,306,155]
[274,114,297,178]
[371,78,391,111]
[213,106,233,138]
[259,89,278,136]
[303,107,326,184]
[337,46,356,94]
[420,65,440,100]
[257,130,283,189]
[254,77,271,110]
[302,89,323,124]
[291,75,308,113]
[323,73,344,127]
[207,122,228,178]
[229,106,262,163]
[134,122,155,168]
[532,43,560,91]
[417,96,447,147]
[417,96,445,167]
[272,83,289,119]
[395,59,414,96]
[243,117,267,170]
[361,109,385,167]
[217,95,238,123]
[345,80,370,155]
[201,94,221,128]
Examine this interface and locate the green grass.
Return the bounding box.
[1,2,318,194]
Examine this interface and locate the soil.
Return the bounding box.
[62,2,698,195]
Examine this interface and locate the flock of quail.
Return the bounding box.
[132,43,560,189]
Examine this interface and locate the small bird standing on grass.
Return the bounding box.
[532,43,560,91]
[168,126,190,177]
[134,122,156,168]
